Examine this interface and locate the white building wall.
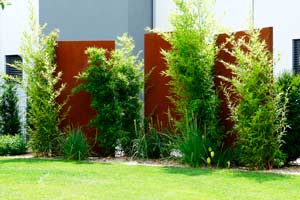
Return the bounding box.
[254,0,300,75]
[0,0,39,135]
[0,0,38,62]
[154,0,300,76]
[153,0,176,31]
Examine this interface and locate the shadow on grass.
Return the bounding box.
[227,169,293,183]
[163,166,213,176]
[163,165,293,182]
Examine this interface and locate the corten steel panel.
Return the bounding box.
[56,41,115,151]
[215,27,273,146]
[144,33,174,128]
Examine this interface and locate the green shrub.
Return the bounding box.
[277,73,300,162]
[74,34,143,156]
[221,29,287,169]
[0,134,27,156]
[155,0,222,166]
[63,128,89,161]
[14,3,67,156]
[0,80,21,136]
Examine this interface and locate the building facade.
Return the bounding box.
[1,0,300,78]
[0,0,152,71]
[154,0,300,76]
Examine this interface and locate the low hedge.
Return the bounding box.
[0,134,27,156]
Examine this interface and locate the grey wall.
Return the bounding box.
[128,0,153,55]
[39,0,153,55]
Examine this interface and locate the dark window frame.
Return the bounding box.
[5,55,23,79]
[293,39,300,74]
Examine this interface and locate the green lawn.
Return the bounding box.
[0,158,299,200]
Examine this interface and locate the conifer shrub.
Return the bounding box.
[0,80,21,136]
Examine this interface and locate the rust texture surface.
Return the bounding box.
[144,33,174,128]
[56,41,115,145]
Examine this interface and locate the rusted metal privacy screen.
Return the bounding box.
[144,27,273,140]
[56,41,115,142]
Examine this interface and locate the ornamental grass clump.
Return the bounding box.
[220,29,287,169]
[131,119,175,159]
[159,0,222,166]
[63,128,89,161]
[178,112,212,167]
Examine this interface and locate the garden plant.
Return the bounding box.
[74,34,143,156]
[158,0,223,167]
[221,28,287,169]
[0,80,21,136]
[131,119,175,159]
[62,127,90,161]
[14,3,68,156]
[0,134,27,156]
[277,73,300,163]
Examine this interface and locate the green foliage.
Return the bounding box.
[63,128,89,161]
[0,134,27,155]
[0,80,21,136]
[74,34,143,156]
[15,3,67,156]
[221,29,287,169]
[0,0,10,10]
[277,73,300,162]
[178,113,212,167]
[131,120,175,159]
[156,0,222,166]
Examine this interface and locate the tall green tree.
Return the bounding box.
[0,80,21,136]
[14,2,67,156]
[159,0,221,166]
[221,29,287,169]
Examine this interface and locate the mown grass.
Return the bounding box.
[0,158,299,200]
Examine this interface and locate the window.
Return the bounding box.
[5,55,23,78]
[293,39,300,74]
